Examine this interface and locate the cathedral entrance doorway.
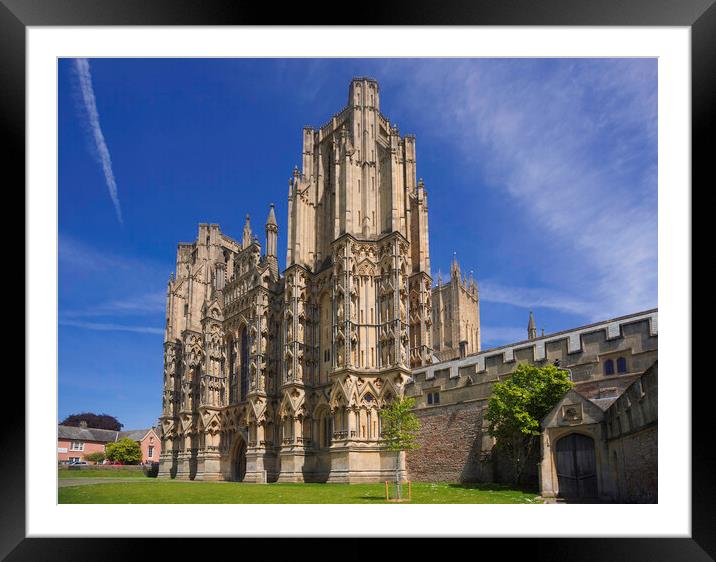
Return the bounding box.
[555,433,598,499]
[232,436,247,482]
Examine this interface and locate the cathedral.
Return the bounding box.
[158,78,657,500]
[158,78,481,483]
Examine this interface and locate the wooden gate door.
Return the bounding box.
[555,433,598,498]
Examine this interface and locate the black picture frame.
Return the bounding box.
[4,1,709,559]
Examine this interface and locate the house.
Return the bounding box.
[117,428,160,464]
[57,421,160,464]
[57,422,118,464]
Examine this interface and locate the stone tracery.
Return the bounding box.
[158,78,480,483]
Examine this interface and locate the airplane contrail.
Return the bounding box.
[74,58,123,225]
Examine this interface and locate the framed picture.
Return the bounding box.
[7,0,709,559]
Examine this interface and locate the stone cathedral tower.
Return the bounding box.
[158,78,480,483]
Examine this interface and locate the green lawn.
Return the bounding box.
[59,469,146,478]
[58,481,542,504]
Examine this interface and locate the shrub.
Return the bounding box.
[84,452,106,464]
[105,438,142,465]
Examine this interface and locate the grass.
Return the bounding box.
[58,468,147,478]
[58,481,542,504]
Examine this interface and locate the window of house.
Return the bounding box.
[69,457,80,463]
[604,359,615,376]
[433,392,440,404]
[70,441,84,451]
[427,393,433,405]
[148,446,154,458]
[617,357,627,373]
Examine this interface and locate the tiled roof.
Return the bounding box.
[118,429,152,441]
[57,425,119,443]
[58,425,158,443]
[589,397,619,411]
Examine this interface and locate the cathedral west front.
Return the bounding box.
[158,78,480,482]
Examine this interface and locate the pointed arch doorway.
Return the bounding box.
[231,435,247,482]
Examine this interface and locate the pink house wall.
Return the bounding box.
[57,438,107,463]
[139,430,160,463]
[58,429,160,464]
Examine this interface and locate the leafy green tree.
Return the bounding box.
[485,363,574,484]
[379,396,421,499]
[84,451,105,464]
[105,438,142,465]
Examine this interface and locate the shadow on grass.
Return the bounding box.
[447,482,539,494]
[359,496,388,501]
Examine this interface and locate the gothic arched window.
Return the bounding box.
[617,357,627,374]
[240,328,249,400]
[604,359,615,376]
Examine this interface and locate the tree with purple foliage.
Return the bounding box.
[60,412,123,431]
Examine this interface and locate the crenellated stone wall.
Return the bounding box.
[405,310,657,483]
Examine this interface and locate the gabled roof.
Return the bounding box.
[541,389,607,429]
[589,397,619,411]
[118,428,155,442]
[58,425,118,443]
[59,425,159,443]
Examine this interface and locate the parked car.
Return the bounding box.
[69,460,88,465]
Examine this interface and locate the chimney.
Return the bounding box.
[79,420,88,429]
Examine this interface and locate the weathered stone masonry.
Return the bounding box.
[405,310,657,485]
[156,76,657,495]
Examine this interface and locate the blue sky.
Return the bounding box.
[58,58,657,429]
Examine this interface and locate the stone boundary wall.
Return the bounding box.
[406,400,491,483]
[405,310,657,484]
[609,424,657,503]
[605,363,658,502]
[59,464,145,472]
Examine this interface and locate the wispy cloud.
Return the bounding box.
[59,234,130,272]
[479,279,595,317]
[60,320,163,335]
[59,234,171,278]
[61,291,166,319]
[384,59,657,321]
[73,58,123,225]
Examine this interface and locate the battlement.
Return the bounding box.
[410,309,657,398]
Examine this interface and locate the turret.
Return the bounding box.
[451,252,461,279]
[348,77,380,110]
[242,214,252,249]
[528,311,537,340]
[265,203,278,258]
